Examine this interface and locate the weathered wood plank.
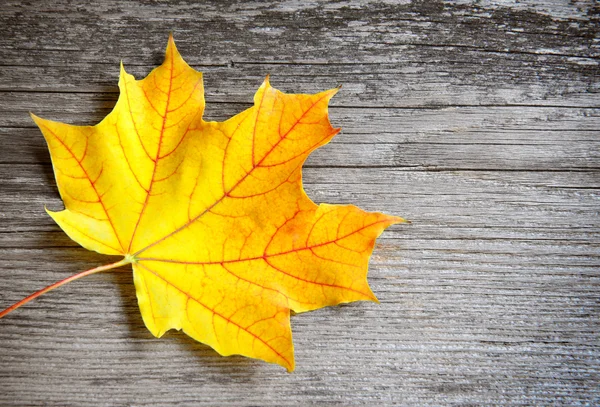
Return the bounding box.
[2,109,599,174]
[0,0,598,406]
[1,55,598,107]
[1,0,598,60]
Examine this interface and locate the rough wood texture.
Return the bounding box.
[1,1,598,405]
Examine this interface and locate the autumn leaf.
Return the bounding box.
[1,35,405,371]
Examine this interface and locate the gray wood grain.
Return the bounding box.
[0,0,598,405]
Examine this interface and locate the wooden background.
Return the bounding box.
[0,0,598,405]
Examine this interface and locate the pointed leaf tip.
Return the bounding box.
[29,112,48,129]
[165,32,181,63]
[390,215,410,225]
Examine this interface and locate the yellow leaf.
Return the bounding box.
[30,35,405,371]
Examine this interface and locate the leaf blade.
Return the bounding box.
[29,36,404,371]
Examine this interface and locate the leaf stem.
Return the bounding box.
[0,258,131,319]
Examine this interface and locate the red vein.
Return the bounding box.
[138,217,389,282]
[221,109,253,193]
[136,262,291,367]
[220,263,315,307]
[140,265,158,325]
[224,165,297,199]
[309,247,359,268]
[53,166,87,179]
[163,112,192,130]
[42,124,124,252]
[305,210,328,247]
[115,123,149,192]
[154,159,183,182]
[141,87,164,117]
[251,85,268,167]
[58,218,122,253]
[187,172,202,222]
[134,92,332,257]
[159,113,200,159]
[67,208,107,222]
[128,45,175,252]
[262,257,368,298]
[152,74,167,95]
[62,187,101,204]
[257,129,338,169]
[123,76,154,161]
[166,78,202,113]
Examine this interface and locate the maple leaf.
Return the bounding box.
[1,35,405,371]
